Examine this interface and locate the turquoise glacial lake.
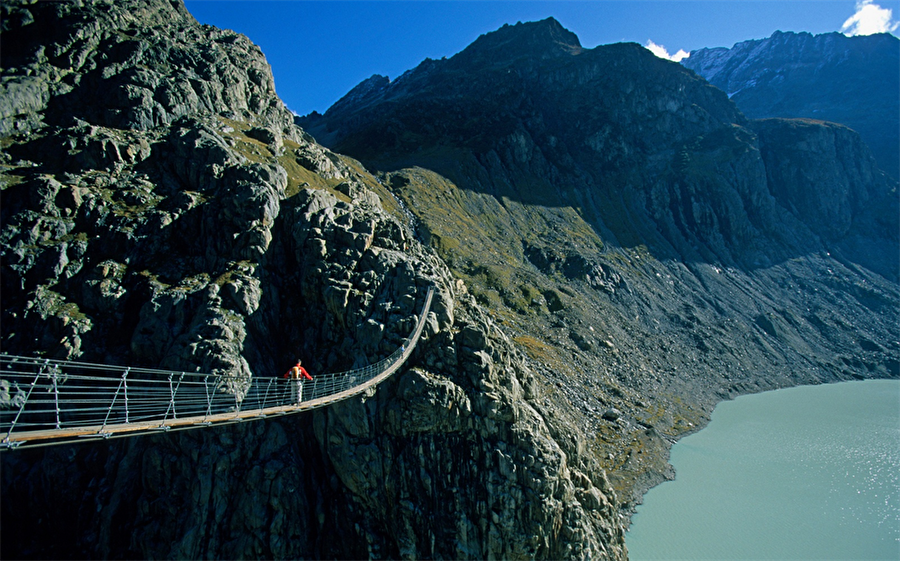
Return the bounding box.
[626,380,900,560]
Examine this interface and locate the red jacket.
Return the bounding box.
[283,364,312,380]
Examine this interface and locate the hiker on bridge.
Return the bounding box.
[283,360,313,403]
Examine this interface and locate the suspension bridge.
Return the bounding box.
[0,287,434,450]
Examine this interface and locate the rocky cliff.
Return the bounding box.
[1,3,625,559]
[302,16,899,510]
[682,30,900,180]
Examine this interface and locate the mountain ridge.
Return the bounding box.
[303,24,897,279]
[682,30,900,180]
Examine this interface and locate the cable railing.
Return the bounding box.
[0,286,434,450]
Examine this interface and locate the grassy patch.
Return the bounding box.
[217,117,351,200]
[0,170,27,190]
[513,335,557,364]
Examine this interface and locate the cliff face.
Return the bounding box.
[682,31,900,180]
[1,3,624,559]
[302,18,899,508]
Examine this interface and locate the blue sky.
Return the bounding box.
[184,1,900,115]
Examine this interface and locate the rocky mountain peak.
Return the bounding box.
[454,17,583,63]
[309,17,586,130]
[302,20,743,170]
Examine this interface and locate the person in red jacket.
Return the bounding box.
[283,360,312,403]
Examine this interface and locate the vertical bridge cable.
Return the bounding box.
[166,373,174,421]
[204,375,213,419]
[51,364,61,430]
[102,373,126,432]
[0,285,435,449]
[122,368,130,424]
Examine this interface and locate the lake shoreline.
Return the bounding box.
[625,378,900,560]
[621,373,900,525]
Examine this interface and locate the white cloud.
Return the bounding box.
[841,0,899,36]
[645,40,690,62]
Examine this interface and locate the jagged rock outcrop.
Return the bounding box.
[302,17,899,510]
[1,3,626,559]
[682,30,900,180]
